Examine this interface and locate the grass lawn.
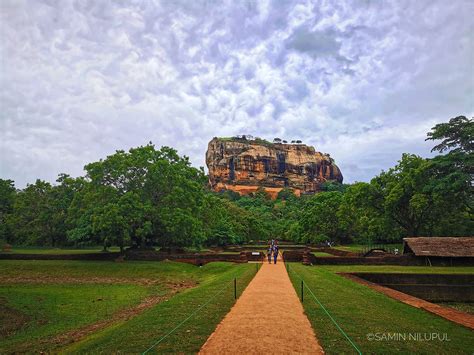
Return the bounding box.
[65,262,255,353]
[287,264,474,354]
[0,259,208,281]
[184,247,212,253]
[0,284,151,352]
[0,260,256,353]
[313,252,336,257]
[334,244,402,253]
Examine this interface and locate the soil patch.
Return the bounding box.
[43,280,196,350]
[0,298,31,339]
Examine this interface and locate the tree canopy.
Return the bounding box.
[0,117,472,250]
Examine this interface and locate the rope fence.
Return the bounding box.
[286,263,362,355]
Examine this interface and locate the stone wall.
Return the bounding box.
[0,253,120,261]
[352,273,474,302]
[0,251,254,265]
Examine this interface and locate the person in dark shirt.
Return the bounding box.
[273,245,279,264]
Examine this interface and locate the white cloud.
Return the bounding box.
[0,0,472,187]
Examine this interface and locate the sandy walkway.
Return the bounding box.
[200,258,323,354]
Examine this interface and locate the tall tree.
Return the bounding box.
[426,116,473,154]
[91,192,152,252]
[7,180,56,245]
[425,116,473,234]
[298,191,345,244]
[0,179,16,243]
[81,143,208,249]
[371,154,438,237]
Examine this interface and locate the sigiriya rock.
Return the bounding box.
[206,136,343,199]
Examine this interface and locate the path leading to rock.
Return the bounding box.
[200,258,323,354]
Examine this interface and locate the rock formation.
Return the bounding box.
[206,137,343,198]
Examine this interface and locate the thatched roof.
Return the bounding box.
[403,237,474,257]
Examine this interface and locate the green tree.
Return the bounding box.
[320,181,348,192]
[7,180,56,245]
[426,116,473,154]
[424,116,473,234]
[0,179,16,243]
[91,192,152,252]
[81,144,208,249]
[427,115,473,211]
[371,154,436,236]
[369,153,473,237]
[47,174,86,246]
[298,191,345,244]
[66,183,116,248]
[276,188,297,201]
[339,182,400,244]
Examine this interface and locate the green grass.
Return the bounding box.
[312,252,336,257]
[287,264,474,354]
[0,259,207,282]
[0,284,151,352]
[0,260,256,353]
[184,247,212,253]
[334,244,402,253]
[64,263,256,353]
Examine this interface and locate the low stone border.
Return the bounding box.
[282,250,422,265]
[0,251,265,266]
[0,253,120,261]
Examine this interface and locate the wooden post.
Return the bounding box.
[301,280,304,302]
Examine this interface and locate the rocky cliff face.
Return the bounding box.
[206,137,343,198]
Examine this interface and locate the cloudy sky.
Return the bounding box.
[1,0,473,187]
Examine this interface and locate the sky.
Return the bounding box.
[1,0,473,188]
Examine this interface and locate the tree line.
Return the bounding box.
[0,116,472,250]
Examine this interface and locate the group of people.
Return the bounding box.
[267,239,279,264]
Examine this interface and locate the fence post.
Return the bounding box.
[234,278,237,299]
[301,280,304,302]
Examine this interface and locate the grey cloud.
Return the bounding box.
[0,0,473,187]
[286,27,341,57]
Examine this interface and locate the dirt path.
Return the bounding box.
[200,258,323,354]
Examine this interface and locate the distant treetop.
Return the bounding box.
[220,136,304,146]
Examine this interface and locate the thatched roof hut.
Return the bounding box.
[403,237,474,265]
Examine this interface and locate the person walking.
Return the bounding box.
[267,244,273,264]
[273,244,279,264]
